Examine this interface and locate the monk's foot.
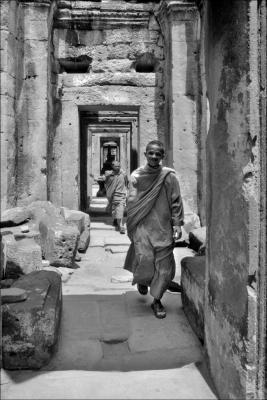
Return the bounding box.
[167,281,182,293]
[151,299,166,319]
[119,226,125,234]
[137,284,148,296]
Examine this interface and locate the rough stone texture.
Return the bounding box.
[203,1,263,398]
[1,207,30,227]
[27,201,80,268]
[78,229,91,253]
[60,207,91,252]
[1,235,7,279]
[181,256,205,343]
[157,2,199,213]
[4,236,42,279]
[39,216,79,268]
[60,207,87,233]
[2,270,62,370]
[0,0,19,211]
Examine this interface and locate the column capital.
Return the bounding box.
[156,0,198,25]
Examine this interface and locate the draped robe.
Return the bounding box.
[124,164,184,299]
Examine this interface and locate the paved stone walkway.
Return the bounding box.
[1,218,217,399]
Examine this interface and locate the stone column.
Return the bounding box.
[0,0,20,211]
[157,0,199,213]
[15,0,53,205]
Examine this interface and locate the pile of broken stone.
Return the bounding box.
[1,201,90,370]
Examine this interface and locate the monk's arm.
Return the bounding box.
[127,175,137,203]
[168,173,184,227]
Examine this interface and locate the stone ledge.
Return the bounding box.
[181,256,205,343]
[2,270,62,370]
[59,72,156,88]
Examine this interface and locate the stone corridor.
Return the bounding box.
[2,218,217,399]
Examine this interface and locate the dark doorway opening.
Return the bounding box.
[79,107,139,212]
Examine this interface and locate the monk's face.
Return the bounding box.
[112,162,120,174]
[145,144,164,168]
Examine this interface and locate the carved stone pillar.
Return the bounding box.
[157,0,199,212]
[15,0,54,205]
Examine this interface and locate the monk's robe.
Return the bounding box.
[104,170,127,219]
[124,164,184,299]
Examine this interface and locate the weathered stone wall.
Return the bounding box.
[1,0,202,218]
[1,0,21,210]
[157,1,200,214]
[1,0,55,211]
[49,1,166,209]
[203,1,262,398]
[15,0,55,206]
[50,74,159,209]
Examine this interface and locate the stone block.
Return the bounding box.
[5,237,42,279]
[27,201,80,267]
[181,256,205,343]
[60,207,85,233]
[189,226,206,252]
[1,288,28,304]
[2,270,62,369]
[78,228,90,253]
[39,217,79,268]
[1,206,30,227]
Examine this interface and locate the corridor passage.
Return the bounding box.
[2,218,217,399]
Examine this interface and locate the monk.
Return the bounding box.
[104,160,128,234]
[124,140,184,318]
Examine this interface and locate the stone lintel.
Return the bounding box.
[54,1,154,29]
[18,0,52,7]
[58,73,156,88]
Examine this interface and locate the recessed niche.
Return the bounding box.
[58,55,92,73]
[134,53,158,73]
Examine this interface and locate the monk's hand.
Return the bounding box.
[173,226,182,241]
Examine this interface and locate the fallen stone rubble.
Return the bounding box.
[0,201,91,370]
[1,201,91,279]
[2,270,62,369]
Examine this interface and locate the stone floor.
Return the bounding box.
[1,217,217,399]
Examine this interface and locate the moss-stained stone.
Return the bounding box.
[2,270,62,370]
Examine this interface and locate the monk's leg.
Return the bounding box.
[150,251,176,318]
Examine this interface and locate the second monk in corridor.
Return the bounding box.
[124,140,184,319]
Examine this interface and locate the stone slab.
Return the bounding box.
[106,245,129,253]
[126,292,202,357]
[1,207,30,227]
[98,295,130,342]
[5,237,42,279]
[1,365,217,399]
[1,288,28,304]
[89,236,105,247]
[104,236,130,246]
[111,270,133,283]
[181,256,205,342]
[90,221,114,230]
[2,270,62,369]
[78,227,90,252]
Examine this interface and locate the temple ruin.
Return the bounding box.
[1,0,266,399]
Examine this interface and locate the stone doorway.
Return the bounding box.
[79,108,139,212]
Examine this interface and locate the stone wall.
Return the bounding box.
[1,0,55,210]
[203,1,263,398]
[48,1,166,209]
[1,0,21,210]
[1,0,203,217]
[157,1,200,214]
